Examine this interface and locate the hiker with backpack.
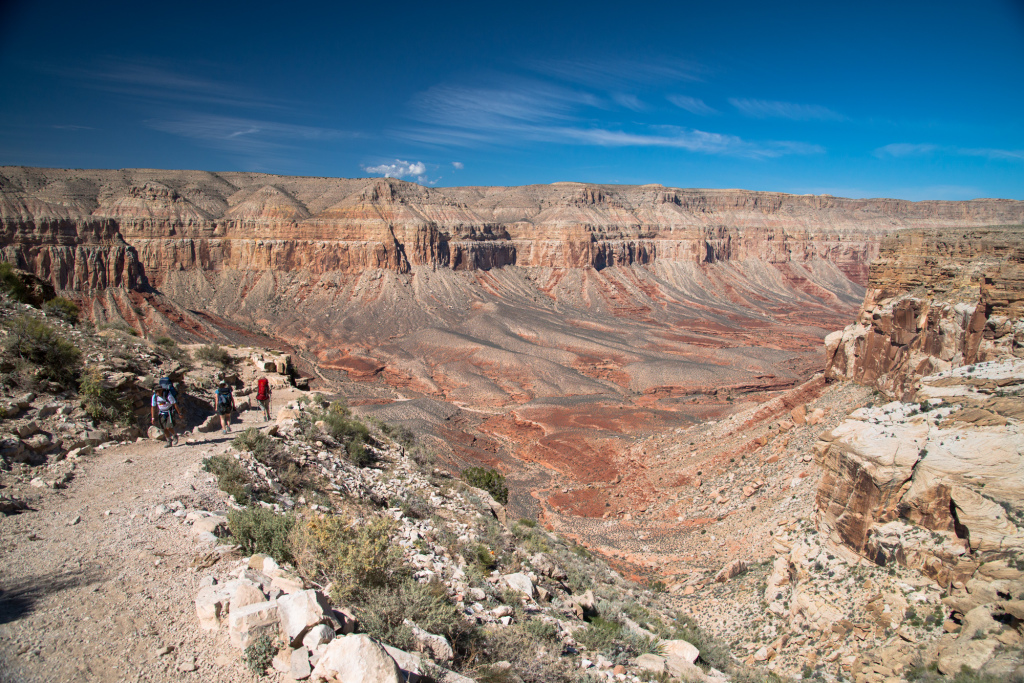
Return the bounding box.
[215,380,235,434]
[151,384,183,447]
[255,376,272,421]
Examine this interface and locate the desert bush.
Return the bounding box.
[278,462,306,494]
[193,343,232,368]
[289,513,404,602]
[308,403,373,467]
[355,580,469,652]
[461,467,509,505]
[227,507,295,565]
[0,262,29,303]
[4,315,81,388]
[154,336,176,347]
[469,623,577,683]
[512,522,551,554]
[463,543,497,572]
[97,320,138,336]
[202,454,253,504]
[574,615,661,662]
[232,427,277,463]
[78,367,134,425]
[671,613,731,673]
[392,492,431,520]
[380,422,416,448]
[521,619,560,643]
[241,633,278,675]
[42,296,79,324]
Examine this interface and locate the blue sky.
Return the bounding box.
[0,0,1022,200]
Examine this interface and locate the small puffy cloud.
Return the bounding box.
[363,159,427,178]
[452,161,464,170]
[667,95,717,116]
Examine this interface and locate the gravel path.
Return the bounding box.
[0,403,287,683]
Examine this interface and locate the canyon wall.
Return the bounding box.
[2,167,1023,296]
[824,227,1024,399]
[816,224,1024,589]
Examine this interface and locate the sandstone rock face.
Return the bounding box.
[825,227,1024,398]
[816,360,1024,585]
[3,168,1021,292]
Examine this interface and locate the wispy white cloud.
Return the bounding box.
[547,125,823,158]
[667,95,718,116]
[52,124,94,131]
[531,58,704,89]
[612,93,645,111]
[729,98,845,121]
[874,143,939,158]
[148,113,356,158]
[452,161,464,170]
[400,81,822,159]
[411,81,598,131]
[69,61,278,110]
[875,142,1024,162]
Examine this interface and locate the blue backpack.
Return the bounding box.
[216,386,232,411]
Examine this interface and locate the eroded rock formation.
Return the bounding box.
[825,227,1024,398]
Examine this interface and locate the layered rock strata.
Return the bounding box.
[2,167,1022,293]
[825,226,1024,398]
[816,359,1024,587]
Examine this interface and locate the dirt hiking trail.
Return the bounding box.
[0,397,298,683]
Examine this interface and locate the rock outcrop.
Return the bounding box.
[825,226,1024,398]
[816,359,1024,586]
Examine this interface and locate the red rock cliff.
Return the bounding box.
[2,167,1022,294]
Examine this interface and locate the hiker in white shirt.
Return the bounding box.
[151,386,183,447]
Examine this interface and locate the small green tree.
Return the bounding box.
[0,262,29,303]
[42,297,79,324]
[460,467,509,504]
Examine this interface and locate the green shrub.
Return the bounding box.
[380,422,416,448]
[193,343,233,368]
[154,336,176,347]
[97,320,138,336]
[202,454,253,504]
[469,623,577,683]
[308,403,373,467]
[78,368,134,425]
[355,580,469,652]
[464,543,497,571]
[227,507,295,565]
[0,262,29,303]
[461,467,509,505]
[232,427,277,462]
[241,633,278,675]
[670,613,731,673]
[574,616,661,661]
[4,315,82,388]
[42,296,79,324]
[289,513,404,602]
[522,619,560,643]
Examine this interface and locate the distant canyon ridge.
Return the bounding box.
[2,166,1022,485]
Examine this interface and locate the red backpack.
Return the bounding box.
[256,378,269,401]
